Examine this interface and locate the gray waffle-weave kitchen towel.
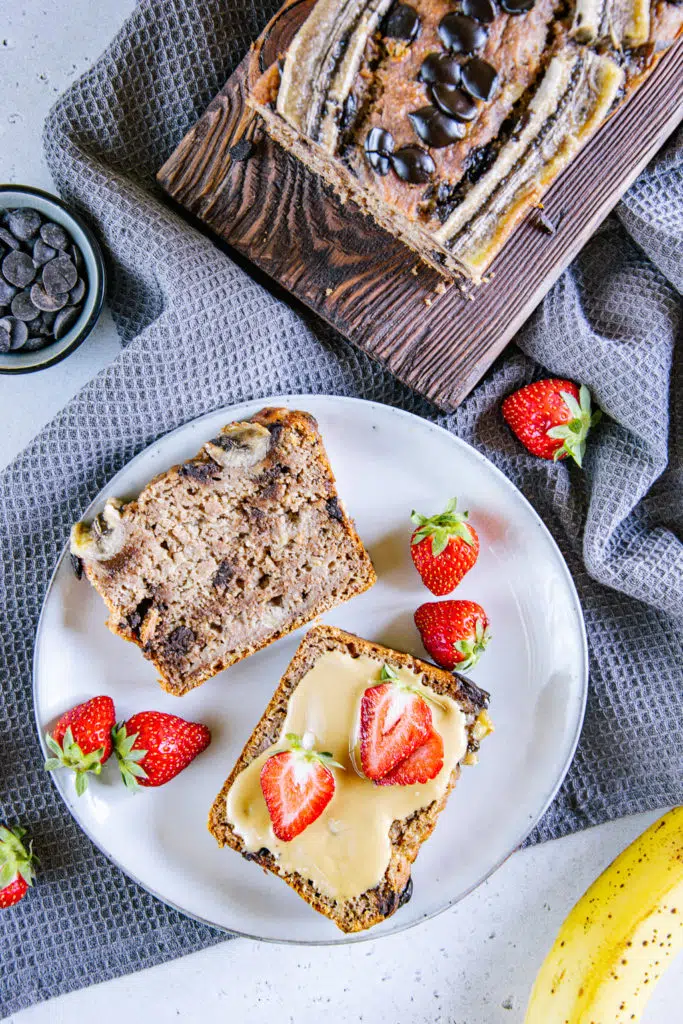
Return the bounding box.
[1,0,682,1015]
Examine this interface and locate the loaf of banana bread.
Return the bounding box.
[248,0,683,279]
[70,409,376,696]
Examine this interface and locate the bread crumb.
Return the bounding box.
[252,62,281,104]
[325,287,333,296]
[424,297,432,307]
[472,709,494,741]
[411,265,419,276]
[434,282,447,295]
[385,40,410,60]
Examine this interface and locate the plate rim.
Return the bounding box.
[33,393,589,945]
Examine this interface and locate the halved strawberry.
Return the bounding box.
[260,733,342,842]
[359,664,433,781]
[376,728,444,787]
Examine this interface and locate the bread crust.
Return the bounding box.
[208,624,490,933]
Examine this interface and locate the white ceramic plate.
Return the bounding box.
[34,395,588,943]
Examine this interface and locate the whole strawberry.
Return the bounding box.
[502,379,601,466]
[113,712,211,789]
[415,600,491,671]
[45,695,116,796]
[410,498,479,596]
[0,826,37,909]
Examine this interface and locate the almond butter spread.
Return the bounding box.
[226,650,468,901]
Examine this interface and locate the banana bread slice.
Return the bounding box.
[70,409,376,696]
[209,624,492,933]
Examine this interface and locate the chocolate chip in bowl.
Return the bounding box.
[0,185,105,374]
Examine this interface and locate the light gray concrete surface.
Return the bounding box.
[0,0,131,465]
[1,1,681,1021]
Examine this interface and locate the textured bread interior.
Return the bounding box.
[80,409,376,695]
[208,624,490,933]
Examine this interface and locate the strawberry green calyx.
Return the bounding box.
[378,663,445,712]
[44,727,106,796]
[283,733,345,771]
[112,723,149,791]
[0,826,38,890]
[547,385,602,468]
[453,616,492,671]
[380,663,399,682]
[411,498,475,557]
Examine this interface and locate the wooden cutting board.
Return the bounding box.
[157,3,683,410]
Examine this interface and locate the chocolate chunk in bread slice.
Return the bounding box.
[70,409,376,696]
[208,624,492,933]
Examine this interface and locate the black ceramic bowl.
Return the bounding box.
[0,184,106,373]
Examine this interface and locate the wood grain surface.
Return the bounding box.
[158,6,683,410]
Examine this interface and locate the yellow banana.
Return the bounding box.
[525,807,683,1024]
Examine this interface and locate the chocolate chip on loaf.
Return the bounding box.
[229,137,255,162]
[409,106,466,148]
[391,146,436,184]
[463,0,497,23]
[432,83,478,122]
[500,0,535,12]
[365,128,395,176]
[462,58,499,101]
[418,52,462,86]
[382,2,422,40]
[438,14,489,54]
